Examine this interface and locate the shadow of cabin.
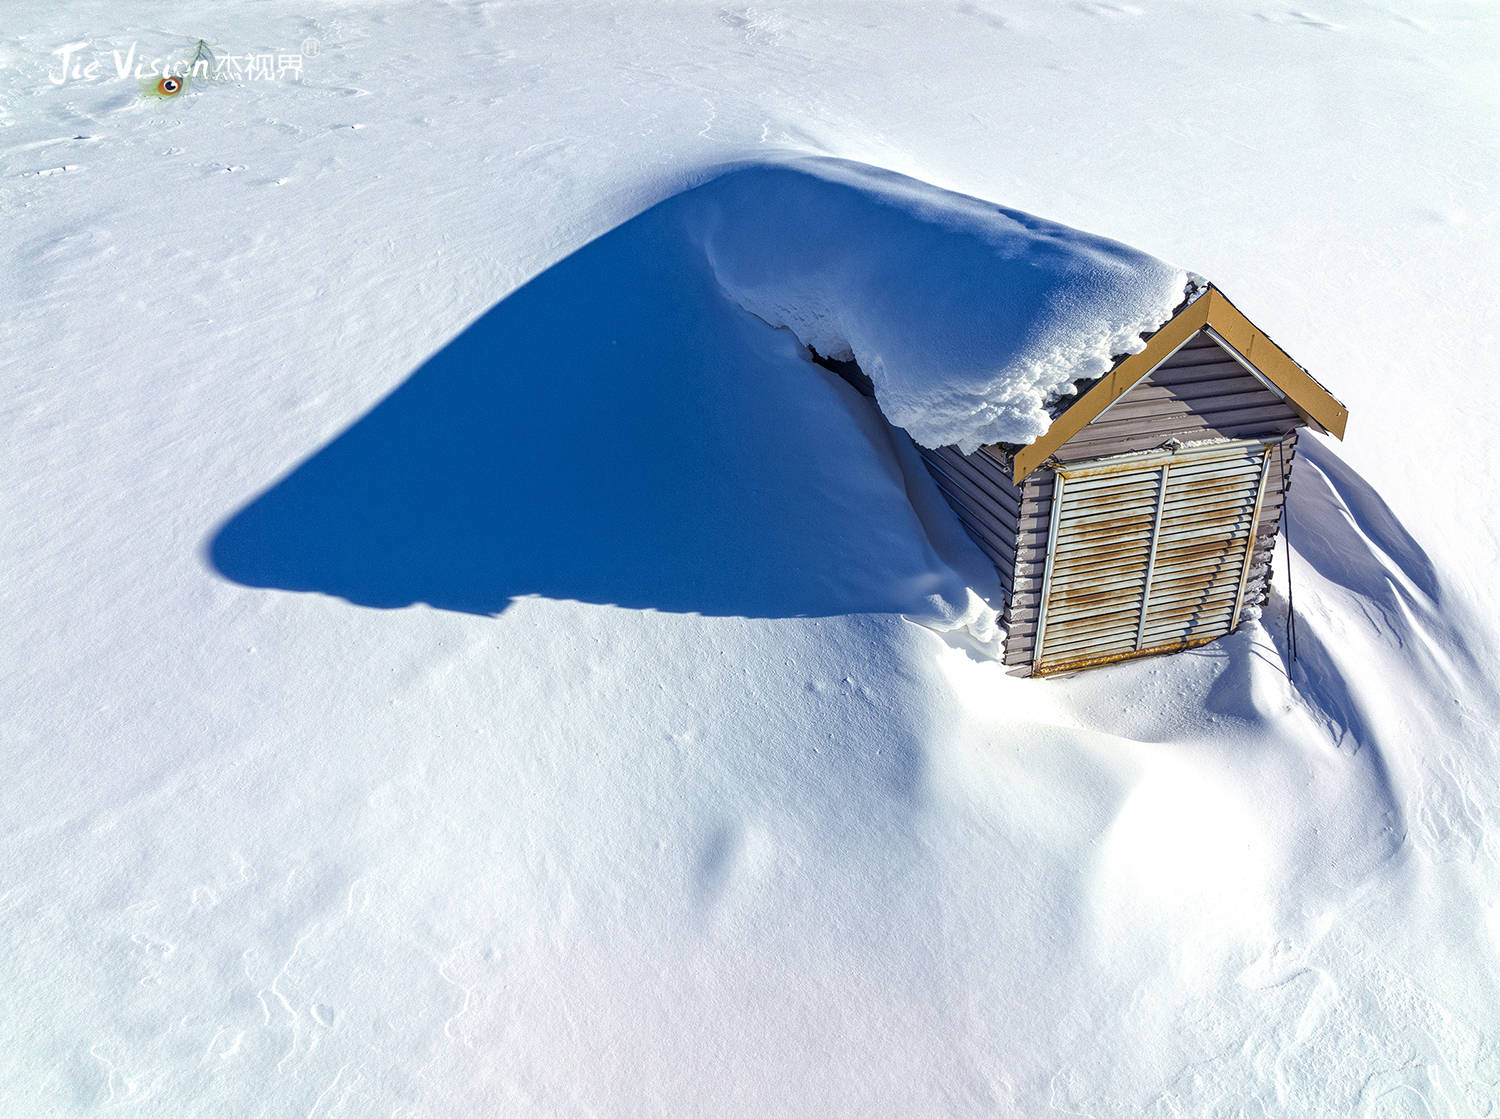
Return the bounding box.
[207,189,972,621]
[211,162,1349,675]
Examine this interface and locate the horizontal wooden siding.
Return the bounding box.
[1054,332,1302,464]
[917,445,1024,597]
[1002,468,1055,669]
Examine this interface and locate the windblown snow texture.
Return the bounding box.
[5,1,1500,1116]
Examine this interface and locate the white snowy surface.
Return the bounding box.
[4,2,1500,1116]
[689,159,1191,450]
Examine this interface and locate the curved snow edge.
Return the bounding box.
[685,159,1194,453]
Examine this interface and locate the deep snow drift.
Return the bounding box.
[5,2,1500,1116]
[691,160,1193,450]
[207,160,1006,642]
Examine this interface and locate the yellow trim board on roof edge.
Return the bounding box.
[1006,286,1348,482]
[1199,288,1348,439]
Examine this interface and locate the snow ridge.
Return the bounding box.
[687,159,1192,452]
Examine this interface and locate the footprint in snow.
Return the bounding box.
[695,821,773,905]
[1075,1,1143,17]
[957,3,1012,31]
[717,8,788,46]
[1254,10,1345,30]
[1290,10,1344,30]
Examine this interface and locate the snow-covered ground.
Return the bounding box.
[4,1,1500,1114]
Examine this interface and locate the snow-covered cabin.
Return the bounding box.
[821,285,1348,676]
[695,160,1348,675]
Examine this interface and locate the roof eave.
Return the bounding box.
[1003,284,1348,483]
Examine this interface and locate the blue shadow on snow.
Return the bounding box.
[209,178,948,619]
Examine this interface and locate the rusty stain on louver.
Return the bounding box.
[818,280,1347,677]
[1026,440,1274,674]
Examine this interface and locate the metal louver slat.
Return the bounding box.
[1043,633,1142,661]
[1049,582,1151,609]
[1051,528,1157,556]
[1031,440,1274,675]
[1138,581,1242,612]
[1045,568,1151,594]
[1147,559,1244,587]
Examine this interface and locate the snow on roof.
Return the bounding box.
[687,159,1195,454]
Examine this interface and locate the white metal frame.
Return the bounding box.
[1134,462,1171,650]
[1031,437,1278,674]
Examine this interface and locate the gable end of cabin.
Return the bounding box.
[811,292,1341,678]
[999,329,1306,674]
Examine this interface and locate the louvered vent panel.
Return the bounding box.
[1034,467,1162,666]
[1033,441,1272,675]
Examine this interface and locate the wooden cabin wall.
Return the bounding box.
[915,446,1055,671]
[916,445,1023,597]
[1001,470,1054,669]
[1052,332,1303,464]
[1242,429,1299,615]
[999,434,1297,675]
[817,337,1307,676]
[996,330,1308,675]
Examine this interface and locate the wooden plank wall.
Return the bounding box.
[1053,332,1302,464]
[999,436,1296,674]
[1001,469,1054,669]
[1000,331,1306,674]
[917,445,1023,597]
[1242,429,1299,615]
[823,336,1302,676]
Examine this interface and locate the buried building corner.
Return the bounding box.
[825,284,1348,676]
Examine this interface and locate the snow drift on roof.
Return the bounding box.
[687,159,1194,453]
